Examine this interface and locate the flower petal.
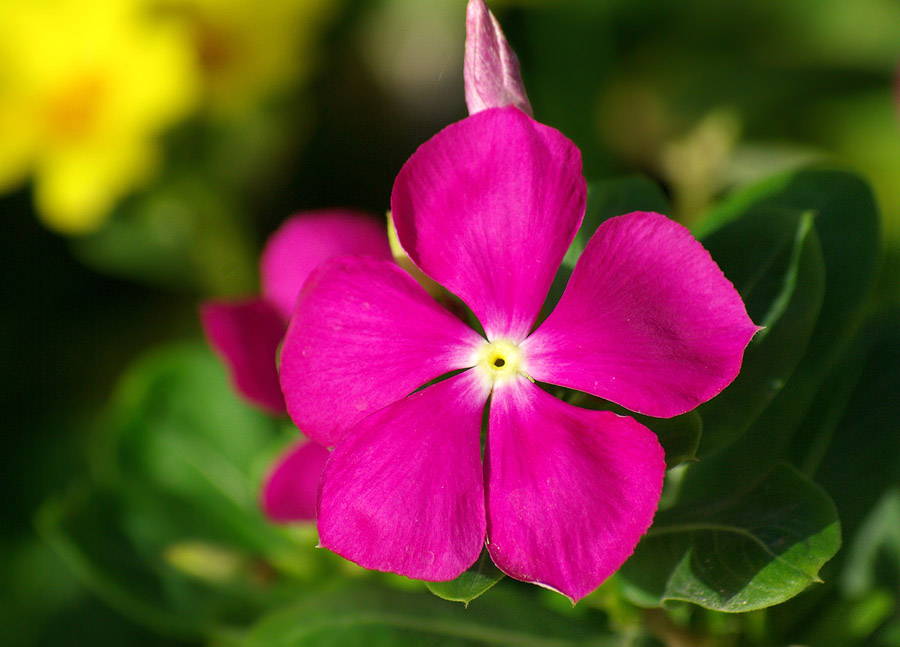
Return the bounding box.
[260,440,330,523]
[464,0,533,117]
[318,371,489,581]
[392,107,586,342]
[485,379,665,602]
[280,256,484,446]
[199,298,286,415]
[260,210,392,320]
[524,212,759,418]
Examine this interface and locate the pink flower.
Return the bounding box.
[258,440,331,523]
[279,107,758,601]
[200,209,391,521]
[248,0,522,527]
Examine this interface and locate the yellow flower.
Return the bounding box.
[160,0,337,116]
[0,0,199,234]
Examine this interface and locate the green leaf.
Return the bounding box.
[776,588,898,647]
[696,209,825,455]
[677,168,881,501]
[426,549,505,605]
[646,411,703,470]
[37,344,337,638]
[619,463,841,612]
[564,175,670,268]
[697,167,880,356]
[94,342,296,559]
[37,487,240,639]
[840,488,900,598]
[239,583,617,647]
[799,308,900,553]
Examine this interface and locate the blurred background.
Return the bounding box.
[2,0,899,644]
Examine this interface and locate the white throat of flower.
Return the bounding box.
[473,338,531,389]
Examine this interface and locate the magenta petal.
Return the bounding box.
[260,210,392,321]
[318,371,489,581]
[392,107,586,342]
[485,380,665,602]
[524,212,759,418]
[199,299,286,415]
[260,440,329,523]
[464,0,533,117]
[279,256,484,447]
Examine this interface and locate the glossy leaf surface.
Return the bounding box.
[619,463,840,612]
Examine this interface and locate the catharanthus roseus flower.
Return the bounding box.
[201,210,392,414]
[279,107,758,601]
[200,209,391,521]
[256,0,521,527]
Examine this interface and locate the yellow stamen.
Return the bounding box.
[475,338,528,388]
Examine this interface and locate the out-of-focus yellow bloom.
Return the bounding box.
[0,0,199,234]
[160,0,336,116]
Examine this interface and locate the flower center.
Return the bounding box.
[476,339,525,386]
[46,73,106,140]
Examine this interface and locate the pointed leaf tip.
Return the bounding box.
[464,0,533,117]
[425,549,505,605]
